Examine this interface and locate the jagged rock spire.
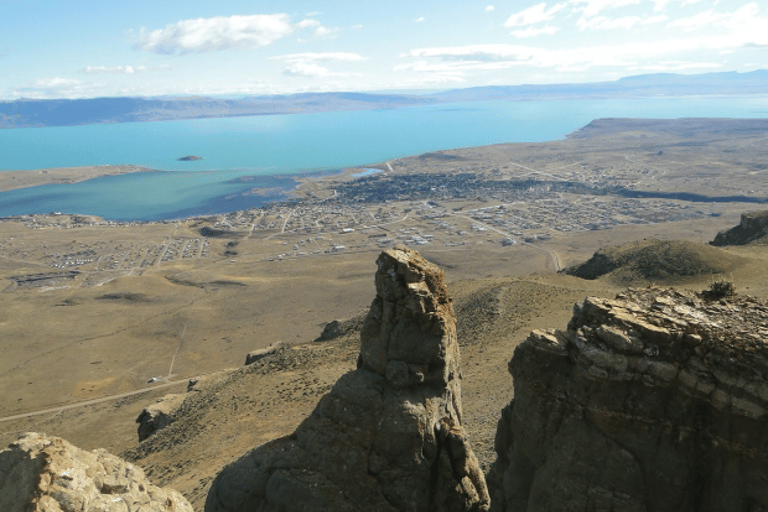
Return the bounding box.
[206,246,489,512]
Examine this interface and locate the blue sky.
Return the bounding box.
[1,0,766,99]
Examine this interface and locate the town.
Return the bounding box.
[0,170,719,288]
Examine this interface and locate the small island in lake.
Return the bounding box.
[177,155,203,161]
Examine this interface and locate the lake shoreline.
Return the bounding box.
[0,165,156,192]
[1,96,766,220]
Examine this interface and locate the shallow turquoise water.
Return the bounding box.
[1,96,766,221]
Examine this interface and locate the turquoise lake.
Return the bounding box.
[1,96,767,221]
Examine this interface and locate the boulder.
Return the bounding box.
[488,287,768,512]
[0,432,192,512]
[205,246,489,512]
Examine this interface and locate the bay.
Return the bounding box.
[1,96,767,221]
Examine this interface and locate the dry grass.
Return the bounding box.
[563,238,745,283]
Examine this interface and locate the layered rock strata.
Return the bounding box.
[489,287,768,512]
[0,432,192,512]
[206,247,489,512]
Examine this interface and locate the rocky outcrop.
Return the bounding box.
[313,315,365,342]
[712,210,768,245]
[0,432,192,512]
[489,287,768,512]
[244,343,281,365]
[205,247,489,512]
[137,372,239,442]
[137,394,188,442]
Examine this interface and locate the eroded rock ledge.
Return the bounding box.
[206,247,489,512]
[489,287,768,512]
[0,432,192,512]
[711,209,768,246]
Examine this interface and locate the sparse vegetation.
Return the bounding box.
[564,239,744,283]
[704,280,736,299]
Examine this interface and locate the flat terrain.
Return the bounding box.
[0,165,153,192]
[1,118,768,509]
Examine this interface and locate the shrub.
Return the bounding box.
[705,280,736,299]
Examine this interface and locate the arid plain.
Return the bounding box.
[2,118,768,509]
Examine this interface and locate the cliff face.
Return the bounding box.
[205,247,489,512]
[489,287,768,512]
[712,210,768,245]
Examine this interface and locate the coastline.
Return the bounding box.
[2,116,767,221]
[289,166,384,202]
[0,165,156,193]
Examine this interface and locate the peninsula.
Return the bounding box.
[0,164,154,192]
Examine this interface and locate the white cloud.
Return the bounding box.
[651,0,672,11]
[14,77,106,99]
[297,22,341,42]
[283,62,334,77]
[36,77,83,88]
[272,52,366,78]
[665,3,768,47]
[84,65,171,74]
[669,8,727,31]
[400,33,761,78]
[396,59,517,74]
[569,0,642,18]
[669,3,759,31]
[415,16,426,23]
[505,3,567,27]
[297,19,321,28]
[486,5,496,12]
[577,14,666,30]
[313,26,340,38]
[632,59,721,71]
[652,0,702,11]
[511,25,560,37]
[400,45,539,75]
[275,52,367,63]
[135,14,294,55]
[85,65,146,74]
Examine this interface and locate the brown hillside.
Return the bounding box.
[563,238,744,283]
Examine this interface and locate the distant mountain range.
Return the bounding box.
[1,70,766,129]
